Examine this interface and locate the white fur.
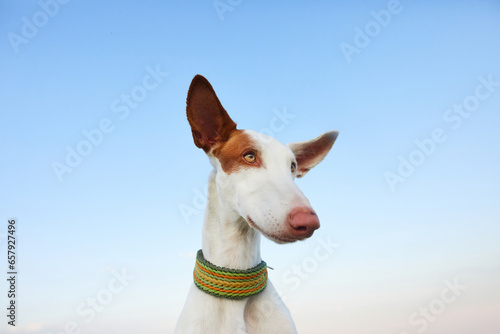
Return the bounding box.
[176,130,332,333]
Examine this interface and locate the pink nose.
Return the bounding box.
[288,207,320,239]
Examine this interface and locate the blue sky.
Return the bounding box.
[1,1,499,333]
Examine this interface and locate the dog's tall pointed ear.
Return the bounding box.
[186,75,237,152]
[288,130,339,178]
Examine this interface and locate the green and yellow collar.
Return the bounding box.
[193,250,268,299]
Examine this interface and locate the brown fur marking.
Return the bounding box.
[212,130,263,174]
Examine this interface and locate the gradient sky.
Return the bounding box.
[1,1,499,333]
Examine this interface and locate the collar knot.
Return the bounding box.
[193,250,268,299]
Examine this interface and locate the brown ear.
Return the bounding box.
[186,75,237,152]
[288,130,339,178]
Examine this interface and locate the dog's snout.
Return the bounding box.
[288,207,320,239]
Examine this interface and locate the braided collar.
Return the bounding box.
[193,250,268,299]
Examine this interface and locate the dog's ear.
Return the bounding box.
[288,130,339,178]
[186,75,237,152]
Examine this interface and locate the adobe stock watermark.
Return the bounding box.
[398,278,467,334]
[213,0,243,21]
[281,235,340,291]
[51,64,168,182]
[339,0,403,64]
[242,236,338,329]
[178,106,296,224]
[49,268,134,334]
[240,284,288,331]
[385,74,499,192]
[240,236,339,327]
[7,0,71,54]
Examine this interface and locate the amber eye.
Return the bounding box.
[291,162,297,173]
[244,152,256,163]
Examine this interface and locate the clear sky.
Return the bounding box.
[1,1,499,333]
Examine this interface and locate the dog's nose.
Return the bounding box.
[288,207,320,239]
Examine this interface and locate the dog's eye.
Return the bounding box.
[243,152,256,163]
[291,162,297,173]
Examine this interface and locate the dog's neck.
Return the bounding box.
[201,170,262,270]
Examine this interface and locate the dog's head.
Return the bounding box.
[186,75,338,243]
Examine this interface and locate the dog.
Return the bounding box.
[175,75,338,333]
